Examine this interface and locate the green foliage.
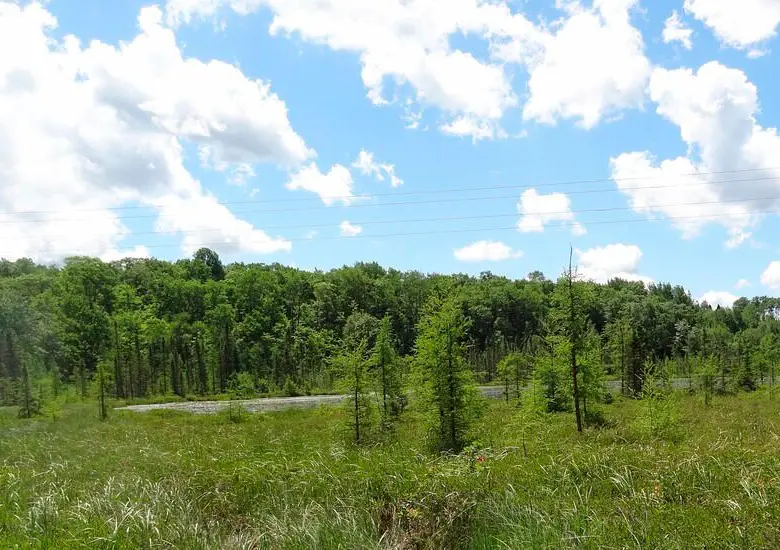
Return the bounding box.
[633,362,683,442]
[413,297,482,453]
[5,395,780,548]
[497,351,532,404]
[333,339,376,444]
[0,254,779,415]
[695,355,719,406]
[282,377,303,397]
[531,336,570,413]
[370,316,404,429]
[17,362,40,419]
[228,371,256,399]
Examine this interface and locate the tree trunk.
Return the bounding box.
[354,365,360,444]
[113,320,124,399]
[620,324,625,397]
[133,328,142,398]
[380,352,388,420]
[99,366,107,420]
[568,248,583,433]
[447,323,457,450]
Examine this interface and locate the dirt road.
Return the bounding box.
[118,379,692,415]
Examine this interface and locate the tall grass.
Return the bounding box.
[2,393,780,548]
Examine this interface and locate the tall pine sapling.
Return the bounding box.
[96,360,110,420]
[413,297,482,453]
[497,351,532,404]
[334,339,375,444]
[18,361,39,419]
[370,317,404,430]
[549,248,592,432]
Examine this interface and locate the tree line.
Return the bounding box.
[2,249,779,441]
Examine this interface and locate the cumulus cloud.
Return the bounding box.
[0,2,304,261]
[762,261,780,290]
[699,291,739,308]
[198,0,524,140]
[517,189,585,235]
[286,163,356,205]
[684,0,780,53]
[453,240,522,262]
[576,243,652,284]
[339,220,362,237]
[351,150,403,187]
[663,10,693,49]
[610,62,780,247]
[100,245,152,264]
[735,278,750,289]
[497,0,651,128]
[166,0,651,136]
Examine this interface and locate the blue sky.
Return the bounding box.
[1,0,780,306]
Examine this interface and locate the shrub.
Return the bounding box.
[227,372,256,400]
[282,377,302,397]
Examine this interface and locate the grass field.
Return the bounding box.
[3,392,780,549]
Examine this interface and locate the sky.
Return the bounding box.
[1,0,780,307]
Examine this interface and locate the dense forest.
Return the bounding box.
[1,249,779,412]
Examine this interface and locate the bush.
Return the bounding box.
[255,377,271,395]
[227,372,256,400]
[282,377,302,397]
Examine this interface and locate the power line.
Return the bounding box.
[1,174,779,226]
[7,206,779,257]
[54,193,780,238]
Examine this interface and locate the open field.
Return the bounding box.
[4,392,780,549]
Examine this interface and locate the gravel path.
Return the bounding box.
[116,379,679,415]
[117,394,347,414]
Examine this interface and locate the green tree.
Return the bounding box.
[550,250,593,432]
[17,361,39,419]
[333,339,374,444]
[413,297,481,453]
[192,248,226,282]
[56,258,115,397]
[497,351,532,403]
[370,316,404,429]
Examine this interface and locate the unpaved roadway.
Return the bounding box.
[117,383,630,415]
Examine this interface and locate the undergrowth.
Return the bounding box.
[2,393,780,548]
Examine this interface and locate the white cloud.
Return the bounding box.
[725,229,752,249]
[576,243,652,284]
[247,0,522,140]
[286,163,355,205]
[167,0,654,134]
[351,150,403,187]
[100,245,152,263]
[684,0,780,52]
[453,240,522,262]
[735,278,750,289]
[517,189,585,235]
[153,192,291,255]
[503,0,651,129]
[610,62,780,246]
[351,150,382,180]
[339,220,362,237]
[0,3,305,261]
[165,0,226,26]
[663,10,693,49]
[440,116,505,141]
[699,291,739,308]
[761,261,780,290]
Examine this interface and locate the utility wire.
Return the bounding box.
[1,174,779,225]
[63,193,780,237]
[7,206,779,256]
